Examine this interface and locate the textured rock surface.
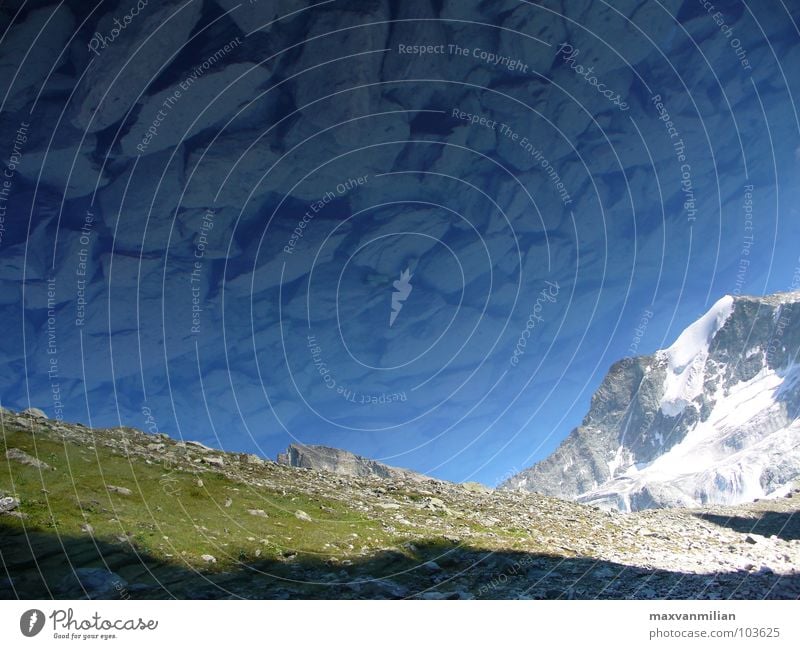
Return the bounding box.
[277,443,429,481]
[5,447,51,470]
[71,2,203,133]
[0,496,20,514]
[502,292,800,511]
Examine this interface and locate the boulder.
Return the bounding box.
[5,448,51,470]
[22,408,47,419]
[186,441,214,452]
[0,496,20,514]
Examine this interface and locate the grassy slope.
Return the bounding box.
[3,412,799,599]
[0,416,509,597]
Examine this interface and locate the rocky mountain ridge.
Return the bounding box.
[276,442,430,482]
[501,291,800,512]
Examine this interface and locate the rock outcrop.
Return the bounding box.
[277,443,429,481]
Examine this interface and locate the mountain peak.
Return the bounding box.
[277,442,431,482]
[656,295,735,418]
[502,291,800,511]
[659,294,734,370]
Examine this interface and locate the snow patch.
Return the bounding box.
[765,482,794,499]
[661,295,734,368]
[606,446,626,477]
[580,363,800,511]
[658,295,735,416]
[745,346,761,358]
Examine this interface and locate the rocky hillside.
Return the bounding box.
[1,407,799,599]
[277,443,428,481]
[501,291,800,512]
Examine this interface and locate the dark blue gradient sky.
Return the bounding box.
[1,0,799,484]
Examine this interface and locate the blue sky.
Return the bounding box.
[2,0,800,486]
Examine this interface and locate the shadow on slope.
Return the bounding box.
[695,510,800,542]
[1,522,798,600]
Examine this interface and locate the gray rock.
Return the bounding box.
[22,407,47,419]
[0,6,75,112]
[107,485,133,496]
[247,509,268,518]
[71,2,203,132]
[187,441,214,453]
[422,497,447,511]
[5,448,51,470]
[201,554,217,564]
[118,63,272,156]
[277,443,429,482]
[294,510,312,522]
[419,591,463,599]
[461,482,492,494]
[203,456,225,468]
[0,496,20,514]
[367,579,409,598]
[419,591,448,600]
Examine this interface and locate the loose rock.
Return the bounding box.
[5,448,51,470]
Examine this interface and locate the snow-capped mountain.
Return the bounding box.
[501,291,800,512]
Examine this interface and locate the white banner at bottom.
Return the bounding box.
[0,600,796,648]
